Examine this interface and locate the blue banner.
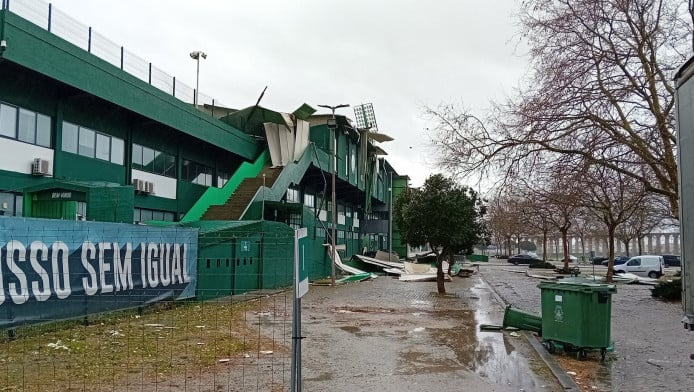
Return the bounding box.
[0,217,197,328]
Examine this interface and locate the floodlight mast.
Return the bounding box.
[318,104,350,286]
[189,51,207,108]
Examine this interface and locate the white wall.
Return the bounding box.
[0,139,53,175]
[131,169,176,199]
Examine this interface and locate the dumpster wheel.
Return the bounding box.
[577,349,587,360]
[600,348,607,361]
[543,340,557,354]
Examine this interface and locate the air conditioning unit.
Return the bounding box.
[31,158,49,175]
[144,181,155,194]
[132,179,146,192]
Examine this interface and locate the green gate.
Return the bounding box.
[233,235,261,294]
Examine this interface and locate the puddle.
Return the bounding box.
[339,325,361,334]
[427,281,551,390]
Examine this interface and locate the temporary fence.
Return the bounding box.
[0,0,225,109]
[0,217,295,391]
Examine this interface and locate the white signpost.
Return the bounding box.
[291,227,308,392]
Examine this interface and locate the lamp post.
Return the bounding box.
[318,103,350,286]
[189,50,207,108]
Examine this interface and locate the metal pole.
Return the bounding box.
[388,171,393,261]
[330,111,337,286]
[318,104,349,286]
[194,56,200,108]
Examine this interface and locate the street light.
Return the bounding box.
[318,103,350,286]
[189,50,207,108]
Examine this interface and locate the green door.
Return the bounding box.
[233,235,260,294]
[197,243,234,300]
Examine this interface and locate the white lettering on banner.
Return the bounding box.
[1,239,191,304]
[52,242,71,299]
[99,242,113,294]
[29,241,51,302]
[160,244,171,286]
[113,242,133,292]
[82,242,98,295]
[7,240,29,305]
[147,242,159,288]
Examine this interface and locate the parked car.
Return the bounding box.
[602,255,629,266]
[591,256,609,265]
[507,254,541,265]
[613,255,664,278]
[661,254,681,267]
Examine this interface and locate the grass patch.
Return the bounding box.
[0,296,288,391]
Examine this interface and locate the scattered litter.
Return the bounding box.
[195,325,205,329]
[108,330,124,337]
[509,332,521,337]
[196,342,204,345]
[47,341,68,350]
[218,358,230,363]
[566,371,577,376]
[259,350,274,355]
[144,323,164,328]
[646,359,665,369]
[243,353,251,358]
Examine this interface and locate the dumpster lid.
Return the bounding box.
[538,280,617,293]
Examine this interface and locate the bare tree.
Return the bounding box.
[427,0,690,218]
[579,165,648,281]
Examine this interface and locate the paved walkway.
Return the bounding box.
[299,273,564,391]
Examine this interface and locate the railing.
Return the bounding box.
[1,0,223,108]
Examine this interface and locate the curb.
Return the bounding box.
[479,274,581,391]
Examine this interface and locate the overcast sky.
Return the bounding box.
[47,0,528,187]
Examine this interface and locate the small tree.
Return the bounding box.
[394,174,486,293]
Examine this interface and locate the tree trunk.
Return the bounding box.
[542,230,548,261]
[606,226,616,283]
[436,252,446,294]
[561,229,570,271]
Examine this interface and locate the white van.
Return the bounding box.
[613,255,664,278]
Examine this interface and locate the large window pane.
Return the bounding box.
[164,154,176,177]
[153,150,164,174]
[61,122,78,153]
[95,133,110,161]
[36,113,51,147]
[0,104,17,138]
[111,137,124,165]
[132,144,143,167]
[78,127,95,157]
[142,146,155,172]
[17,108,35,144]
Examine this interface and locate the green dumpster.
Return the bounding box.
[502,305,542,334]
[538,281,616,360]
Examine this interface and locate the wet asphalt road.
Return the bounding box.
[480,260,694,392]
[300,274,562,391]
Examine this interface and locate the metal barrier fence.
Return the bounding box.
[0,219,294,391]
[1,0,222,109]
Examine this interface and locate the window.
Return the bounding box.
[110,138,124,165]
[288,212,301,229]
[182,159,213,186]
[218,171,230,188]
[0,102,51,147]
[0,104,16,138]
[303,193,315,209]
[78,127,95,157]
[63,121,123,164]
[134,207,175,223]
[0,192,23,217]
[286,187,300,203]
[132,143,176,177]
[95,133,110,161]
